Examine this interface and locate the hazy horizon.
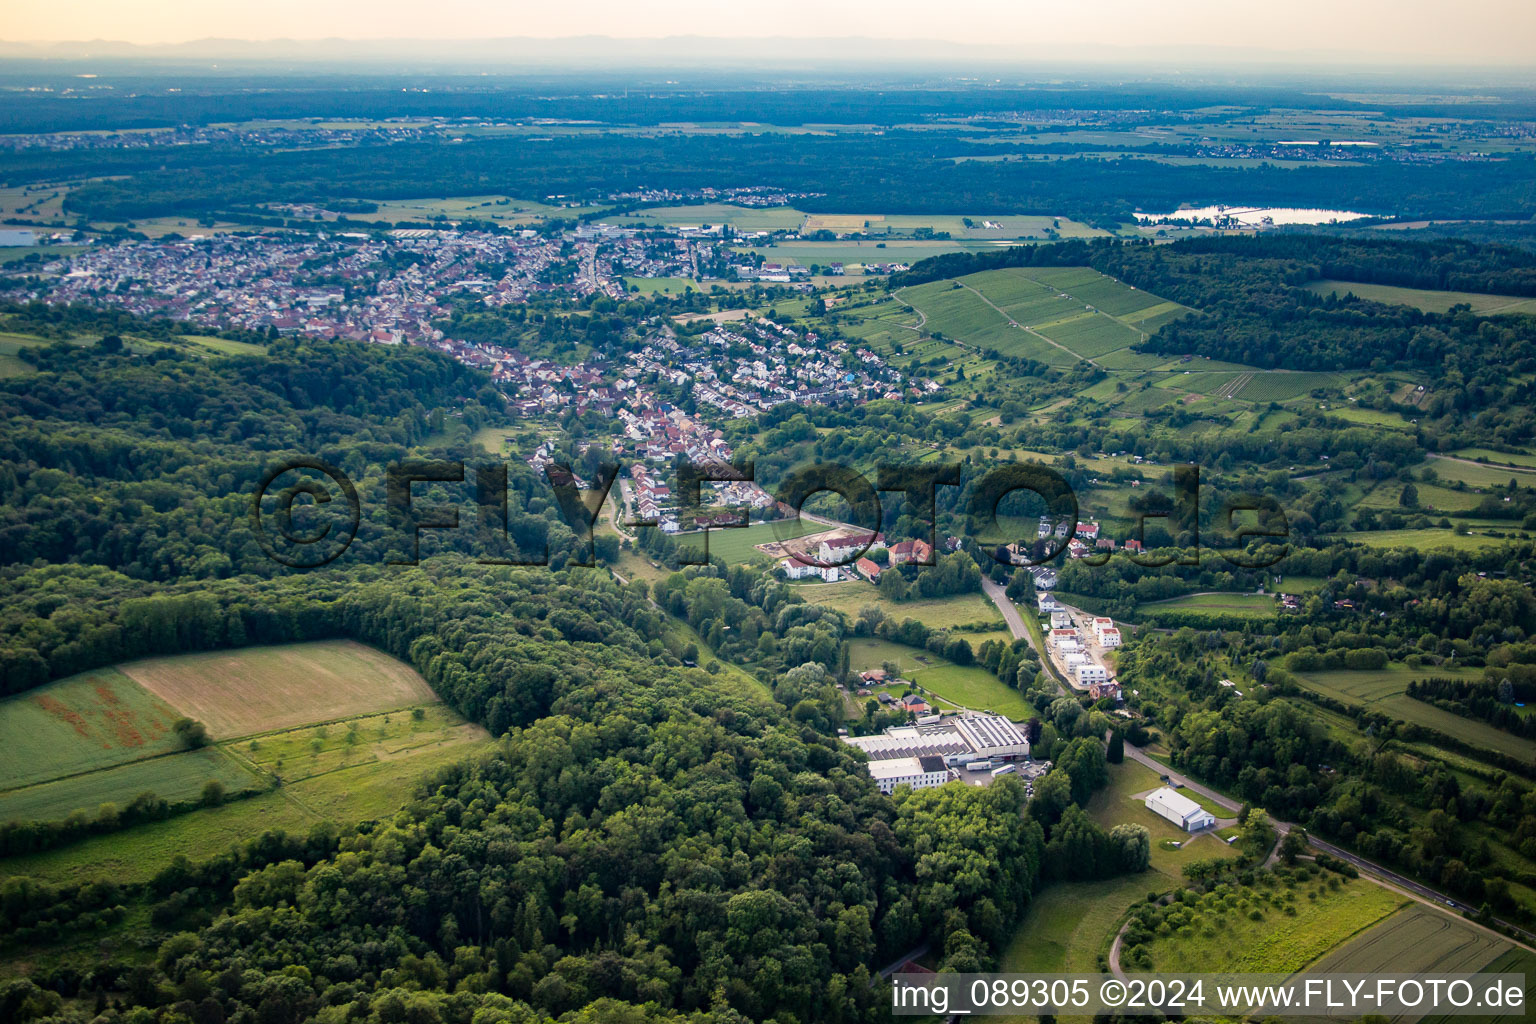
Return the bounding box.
[5,0,1536,67]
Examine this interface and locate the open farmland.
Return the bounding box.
[1292,663,1536,763]
[899,265,1193,367]
[1345,526,1517,552]
[1425,454,1536,487]
[119,640,437,737]
[1305,903,1516,998]
[1234,371,1347,401]
[0,668,187,789]
[1141,592,1277,620]
[0,704,491,884]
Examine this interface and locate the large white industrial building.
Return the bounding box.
[843,713,1031,791]
[1144,786,1216,831]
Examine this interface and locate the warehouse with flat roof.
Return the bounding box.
[1144,786,1216,832]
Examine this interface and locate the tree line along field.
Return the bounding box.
[1290,662,1536,764]
[0,641,469,838]
[1306,278,1536,317]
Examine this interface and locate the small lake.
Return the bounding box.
[1135,206,1373,227]
[0,229,39,246]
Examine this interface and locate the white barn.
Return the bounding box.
[1145,786,1216,831]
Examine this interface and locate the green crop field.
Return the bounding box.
[0,668,187,790]
[1293,663,1536,763]
[1131,872,1406,973]
[1450,447,1536,469]
[1307,903,1513,982]
[1307,279,1536,316]
[1425,454,1536,487]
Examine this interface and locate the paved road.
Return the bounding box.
[980,578,1068,696]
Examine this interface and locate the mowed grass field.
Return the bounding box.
[672,518,828,565]
[0,668,187,789]
[1142,592,1277,619]
[1086,760,1240,875]
[119,640,438,738]
[846,638,1033,718]
[1293,663,1536,763]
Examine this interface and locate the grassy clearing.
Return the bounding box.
[1450,447,1536,469]
[468,425,524,455]
[1086,760,1240,875]
[1345,527,1517,551]
[179,334,267,356]
[796,583,1005,632]
[1426,454,1536,486]
[120,640,437,738]
[1293,663,1535,763]
[1142,592,1276,618]
[847,638,1032,718]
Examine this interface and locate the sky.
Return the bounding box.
[4,0,1536,65]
